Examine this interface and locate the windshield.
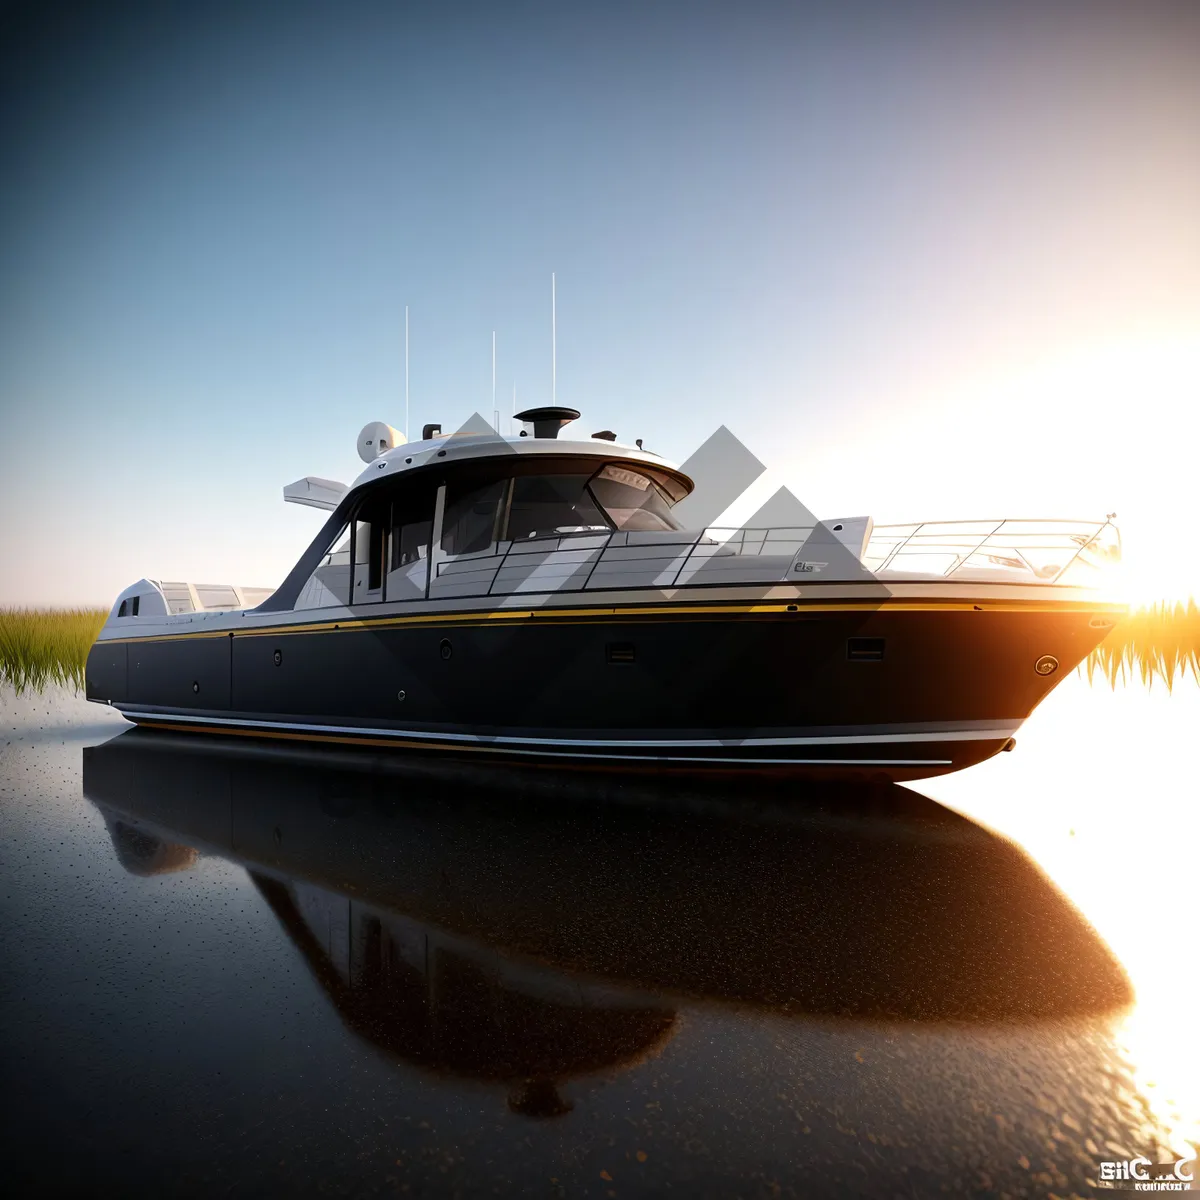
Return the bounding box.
[507,474,611,539]
[587,464,682,533]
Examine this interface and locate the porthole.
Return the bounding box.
[192,680,200,693]
[439,639,453,660]
[273,648,283,667]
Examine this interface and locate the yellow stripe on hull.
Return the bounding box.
[97,595,1127,645]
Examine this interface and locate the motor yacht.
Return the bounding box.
[85,408,1125,780]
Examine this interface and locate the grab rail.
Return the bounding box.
[862,517,1119,583]
[426,517,1120,596]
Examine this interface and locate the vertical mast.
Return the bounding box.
[404,305,410,442]
[551,271,556,405]
[492,330,498,434]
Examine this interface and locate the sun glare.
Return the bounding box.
[1107,560,1199,610]
[965,331,1200,609]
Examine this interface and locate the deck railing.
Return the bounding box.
[423,517,1120,597]
[861,518,1120,584]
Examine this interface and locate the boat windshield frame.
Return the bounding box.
[259,452,691,611]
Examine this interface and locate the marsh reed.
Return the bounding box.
[1,602,1198,697]
[1083,599,1200,691]
[0,608,108,695]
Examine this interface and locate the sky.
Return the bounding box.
[2,0,1198,607]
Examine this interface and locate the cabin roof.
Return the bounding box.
[347,432,693,496]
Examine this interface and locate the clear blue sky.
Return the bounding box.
[2,0,1197,605]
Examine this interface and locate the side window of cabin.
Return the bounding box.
[352,495,389,604]
[295,523,352,610]
[387,483,437,601]
[440,478,507,556]
[392,487,436,568]
[294,482,441,611]
[505,474,610,540]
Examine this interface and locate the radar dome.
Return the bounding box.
[357,421,406,463]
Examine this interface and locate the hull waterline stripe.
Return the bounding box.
[97,595,1127,645]
[124,718,952,767]
[115,710,1020,748]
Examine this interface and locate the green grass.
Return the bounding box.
[1,601,1198,698]
[0,607,108,695]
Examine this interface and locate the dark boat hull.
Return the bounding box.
[85,597,1120,780]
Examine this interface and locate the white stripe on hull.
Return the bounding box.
[116,709,1015,763]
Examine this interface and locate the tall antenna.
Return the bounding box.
[511,382,516,434]
[551,271,556,405]
[404,306,410,441]
[492,330,498,434]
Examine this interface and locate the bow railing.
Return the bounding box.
[861,518,1120,583]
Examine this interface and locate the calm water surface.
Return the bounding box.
[1,678,1196,1198]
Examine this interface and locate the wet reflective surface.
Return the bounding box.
[1,679,1196,1197]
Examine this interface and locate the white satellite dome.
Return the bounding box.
[357,421,406,463]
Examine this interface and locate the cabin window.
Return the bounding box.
[387,484,437,600]
[295,523,352,610]
[131,595,140,616]
[391,489,435,569]
[352,493,391,603]
[505,474,610,540]
[440,479,506,556]
[587,465,682,533]
[353,518,386,593]
[117,599,128,617]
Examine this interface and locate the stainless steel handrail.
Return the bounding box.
[438,517,1120,597]
[863,518,1118,583]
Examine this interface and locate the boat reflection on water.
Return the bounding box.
[84,730,1131,1114]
